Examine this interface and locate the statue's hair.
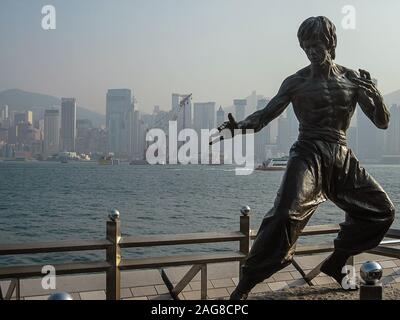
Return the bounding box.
[297,16,337,60]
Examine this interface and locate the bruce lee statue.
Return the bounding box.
[216,16,395,300]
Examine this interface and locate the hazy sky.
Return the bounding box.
[1,0,399,114]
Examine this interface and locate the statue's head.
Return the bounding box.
[297,16,337,65]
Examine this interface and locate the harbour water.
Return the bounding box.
[1,161,399,266]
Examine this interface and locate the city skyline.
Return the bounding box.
[1,0,400,114]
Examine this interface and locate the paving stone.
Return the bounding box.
[172,282,192,292]
[182,290,201,300]
[287,278,308,288]
[273,272,294,281]
[262,277,276,283]
[383,268,395,276]
[290,271,304,280]
[124,296,148,300]
[314,276,335,285]
[131,285,157,297]
[155,284,170,295]
[79,290,106,300]
[189,280,213,291]
[211,278,235,288]
[121,269,164,287]
[251,283,270,294]
[382,276,395,285]
[281,264,296,272]
[207,288,229,299]
[232,277,239,286]
[24,295,50,300]
[268,281,288,291]
[381,261,398,268]
[70,292,81,300]
[226,287,236,295]
[121,288,133,299]
[148,294,173,300]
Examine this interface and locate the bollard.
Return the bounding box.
[106,208,121,300]
[239,206,251,280]
[359,261,383,300]
[48,292,73,300]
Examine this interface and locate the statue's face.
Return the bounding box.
[302,39,330,66]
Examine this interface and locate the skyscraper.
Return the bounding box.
[60,98,77,152]
[0,105,8,121]
[356,79,384,162]
[216,106,225,127]
[172,93,192,132]
[254,98,271,162]
[234,99,246,121]
[44,109,60,156]
[277,114,290,155]
[193,102,216,133]
[385,104,400,155]
[106,89,134,157]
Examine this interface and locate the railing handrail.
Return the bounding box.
[120,231,245,248]
[0,239,112,256]
[0,224,344,256]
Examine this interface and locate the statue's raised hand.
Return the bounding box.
[350,69,383,103]
[217,113,239,135]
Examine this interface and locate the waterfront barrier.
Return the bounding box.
[1,207,400,300]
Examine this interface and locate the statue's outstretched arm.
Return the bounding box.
[238,76,295,133]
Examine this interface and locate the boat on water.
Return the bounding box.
[255,156,289,171]
[98,155,119,165]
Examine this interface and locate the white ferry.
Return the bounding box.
[255,156,289,171]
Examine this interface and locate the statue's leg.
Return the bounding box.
[231,141,326,299]
[321,146,395,287]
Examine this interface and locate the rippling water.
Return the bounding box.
[0,161,399,266]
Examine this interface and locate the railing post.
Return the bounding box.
[239,206,251,280]
[360,261,383,300]
[106,209,121,300]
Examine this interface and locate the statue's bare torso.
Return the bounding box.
[290,65,358,133]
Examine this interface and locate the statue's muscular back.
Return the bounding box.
[289,64,359,133]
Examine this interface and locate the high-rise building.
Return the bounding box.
[287,104,299,145]
[132,110,148,160]
[356,79,384,162]
[277,114,290,155]
[44,109,60,156]
[234,99,246,121]
[216,106,225,127]
[60,98,77,152]
[0,105,8,121]
[14,112,26,125]
[385,104,400,155]
[106,89,134,157]
[25,111,33,125]
[172,93,192,132]
[347,126,358,153]
[254,98,271,162]
[13,111,32,125]
[193,102,216,133]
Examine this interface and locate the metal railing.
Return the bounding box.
[1,207,399,300]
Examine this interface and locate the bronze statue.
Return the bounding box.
[217,16,395,300]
